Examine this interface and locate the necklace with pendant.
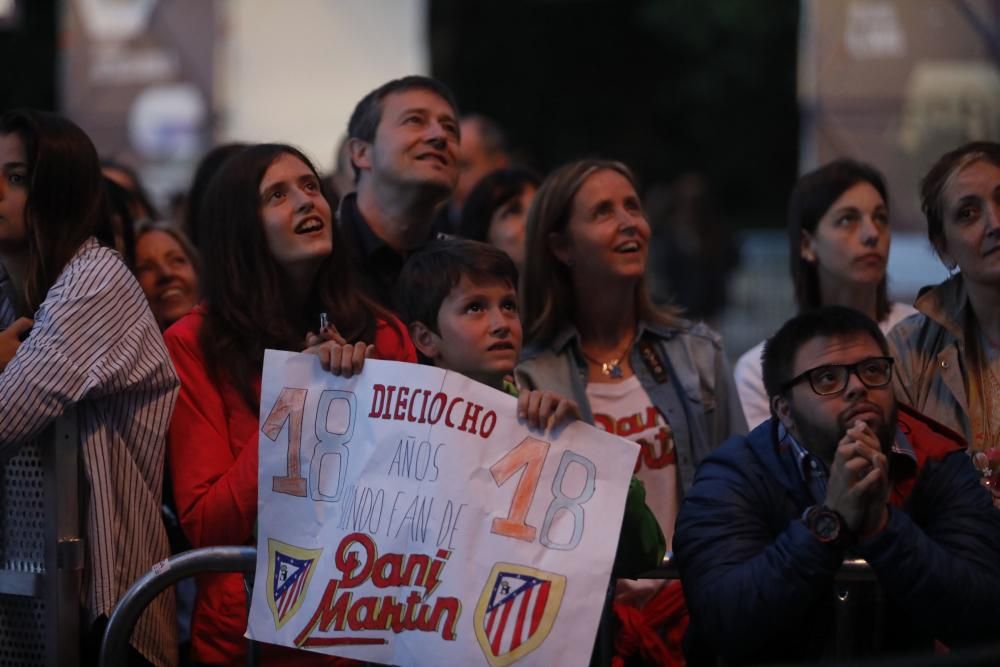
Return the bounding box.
[580,340,633,379]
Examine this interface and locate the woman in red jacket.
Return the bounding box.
[165,143,415,665]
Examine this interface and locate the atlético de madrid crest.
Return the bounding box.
[473,562,566,666]
[266,539,322,629]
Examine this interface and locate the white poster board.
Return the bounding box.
[247,351,638,666]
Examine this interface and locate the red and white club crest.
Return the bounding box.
[474,562,566,667]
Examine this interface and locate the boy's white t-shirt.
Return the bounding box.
[586,375,680,550]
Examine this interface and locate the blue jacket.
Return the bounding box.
[673,408,1000,664]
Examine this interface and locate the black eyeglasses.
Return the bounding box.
[781,357,894,396]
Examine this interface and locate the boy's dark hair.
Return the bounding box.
[347,76,459,180]
[396,238,519,334]
[761,305,890,401]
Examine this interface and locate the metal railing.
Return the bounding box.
[595,555,879,665]
[0,406,82,667]
[99,546,257,667]
[640,555,876,582]
[101,546,1000,666]
[102,549,879,667]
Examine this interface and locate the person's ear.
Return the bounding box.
[771,393,796,435]
[548,231,572,267]
[348,137,373,172]
[800,230,817,264]
[409,321,442,361]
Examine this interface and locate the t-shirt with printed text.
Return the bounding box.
[587,375,680,550]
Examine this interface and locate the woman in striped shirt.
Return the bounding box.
[0,109,178,666]
[164,143,415,665]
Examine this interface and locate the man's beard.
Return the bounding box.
[788,400,898,466]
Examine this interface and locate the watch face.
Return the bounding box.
[815,513,840,541]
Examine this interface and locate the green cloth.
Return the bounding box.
[613,476,667,578]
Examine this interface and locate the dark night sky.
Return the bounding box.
[1,0,801,230]
[431,0,801,229]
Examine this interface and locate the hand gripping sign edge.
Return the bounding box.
[267,538,323,630]
[473,562,567,667]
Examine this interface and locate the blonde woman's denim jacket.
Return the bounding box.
[515,319,747,495]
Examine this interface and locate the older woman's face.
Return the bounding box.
[938,159,1000,288]
[135,230,199,330]
[801,181,890,289]
[552,169,650,289]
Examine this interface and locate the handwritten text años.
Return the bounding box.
[295,532,461,647]
[369,384,498,439]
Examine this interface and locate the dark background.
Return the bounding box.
[2,0,801,229]
[0,0,57,111]
[431,0,801,229]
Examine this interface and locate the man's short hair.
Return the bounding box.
[463,113,507,158]
[396,239,519,335]
[348,75,460,145]
[761,306,890,400]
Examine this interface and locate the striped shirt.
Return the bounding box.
[0,239,179,667]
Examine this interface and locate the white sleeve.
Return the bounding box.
[733,340,771,430]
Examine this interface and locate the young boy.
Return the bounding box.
[396,239,665,576]
[397,238,579,430]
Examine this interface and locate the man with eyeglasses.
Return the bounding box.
[673,306,1000,665]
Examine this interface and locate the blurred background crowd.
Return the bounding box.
[4,0,996,362]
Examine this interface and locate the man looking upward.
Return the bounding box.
[340,75,460,308]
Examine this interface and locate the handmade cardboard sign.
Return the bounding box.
[247,352,638,666]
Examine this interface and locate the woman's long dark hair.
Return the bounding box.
[0,109,113,311]
[788,158,890,322]
[198,143,390,410]
[183,142,248,251]
[458,167,540,242]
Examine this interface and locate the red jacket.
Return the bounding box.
[165,309,416,665]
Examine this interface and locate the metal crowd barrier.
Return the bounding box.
[99,546,257,667]
[101,545,1000,666]
[641,555,877,582]
[594,555,879,666]
[101,545,876,667]
[0,407,81,667]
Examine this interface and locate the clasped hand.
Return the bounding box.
[823,420,891,539]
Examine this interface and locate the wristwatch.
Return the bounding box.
[803,505,852,546]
